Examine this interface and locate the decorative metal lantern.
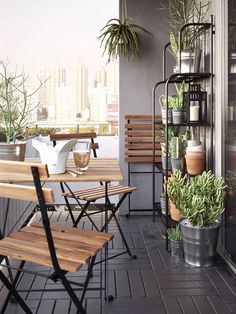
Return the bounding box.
[183,84,207,123]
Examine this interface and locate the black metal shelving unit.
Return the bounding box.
[152,18,215,250]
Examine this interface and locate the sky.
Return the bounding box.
[0,0,118,74]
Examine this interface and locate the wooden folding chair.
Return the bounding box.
[50,132,138,260]
[0,160,113,314]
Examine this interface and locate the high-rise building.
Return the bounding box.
[89,86,108,122]
[38,63,88,123]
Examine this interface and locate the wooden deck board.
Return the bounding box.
[0,213,235,314]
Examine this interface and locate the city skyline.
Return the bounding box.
[0,0,119,127]
[36,61,119,124]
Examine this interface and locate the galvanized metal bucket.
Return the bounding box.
[0,142,26,161]
[180,219,220,267]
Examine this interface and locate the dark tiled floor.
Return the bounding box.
[1,211,236,314]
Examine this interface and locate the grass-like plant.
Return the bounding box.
[98,17,152,63]
[167,224,182,241]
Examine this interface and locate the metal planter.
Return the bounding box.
[180,219,220,267]
[169,239,184,257]
[0,142,26,161]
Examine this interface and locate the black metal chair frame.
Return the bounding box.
[52,133,137,261]
[0,166,107,314]
[60,181,137,261]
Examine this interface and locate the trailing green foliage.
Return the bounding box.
[167,224,182,241]
[98,18,152,63]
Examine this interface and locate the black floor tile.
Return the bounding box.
[0,214,236,314]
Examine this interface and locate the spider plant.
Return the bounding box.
[98,17,152,63]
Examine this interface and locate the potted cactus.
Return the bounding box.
[177,171,227,266]
[160,126,180,170]
[170,136,184,171]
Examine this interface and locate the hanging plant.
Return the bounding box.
[98,0,152,63]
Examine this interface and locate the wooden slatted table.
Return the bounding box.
[0,158,124,183]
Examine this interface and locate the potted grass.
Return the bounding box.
[0,60,45,161]
[167,224,184,257]
[177,171,227,266]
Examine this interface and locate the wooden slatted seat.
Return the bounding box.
[125,115,163,163]
[63,185,137,202]
[124,115,163,218]
[0,160,113,314]
[50,131,138,261]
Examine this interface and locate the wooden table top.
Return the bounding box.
[0,158,124,183]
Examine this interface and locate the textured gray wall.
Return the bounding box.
[119,0,173,214]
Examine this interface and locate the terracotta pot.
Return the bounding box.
[185,151,206,175]
[169,200,181,221]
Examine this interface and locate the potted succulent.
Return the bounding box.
[98,0,152,63]
[178,171,227,266]
[167,224,184,257]
[159,95,175,124]
[0,60,45,161]
[161,0,211,73]
[167,170,188,221]
[170,136,184,171]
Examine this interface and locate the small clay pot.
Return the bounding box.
[169,200,181,221]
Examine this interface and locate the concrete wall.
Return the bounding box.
[119,0,173,214]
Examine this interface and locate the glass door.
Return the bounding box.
[224,0,236,264]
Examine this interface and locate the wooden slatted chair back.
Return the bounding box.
[124,115,163,163]
[49,132,99,157]
[0,160,54,204]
